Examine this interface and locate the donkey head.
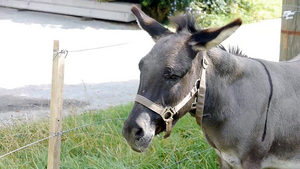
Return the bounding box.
[122,6,242,152]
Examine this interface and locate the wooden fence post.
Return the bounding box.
[47,40,65,169]
[280,0,300,61]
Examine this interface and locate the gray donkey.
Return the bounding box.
[123,6,300,169]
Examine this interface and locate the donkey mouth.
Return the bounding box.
[128,135,154,153]
[155,126,165,135]
[131,146,146,152]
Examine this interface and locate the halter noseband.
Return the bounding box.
[135,54,209,138]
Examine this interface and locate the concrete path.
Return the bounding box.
[0,7,281,126]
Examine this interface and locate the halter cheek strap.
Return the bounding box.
[195,58,208,126]
[135,54,209,138]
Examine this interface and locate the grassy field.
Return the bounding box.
[0,103,218,168]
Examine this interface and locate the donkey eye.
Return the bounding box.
[170,75,179,79]
[164,74,180,81]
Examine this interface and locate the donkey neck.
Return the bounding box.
[201,47,249,123]
[206,47,246,82]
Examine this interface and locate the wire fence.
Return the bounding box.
[50,16,281,56]
[0,116,213,168]
[163,148,213,169]
[49,16,281,60]
[53,41,132,60]
[67,42,132,53]
[0,118,126,159]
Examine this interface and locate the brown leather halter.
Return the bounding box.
[135,54,209,138]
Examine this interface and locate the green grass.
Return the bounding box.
[0,103,218,168]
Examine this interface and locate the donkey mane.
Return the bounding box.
[170,15,201,34]
[218,45,249,58]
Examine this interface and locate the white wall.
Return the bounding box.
[0,0,140,22]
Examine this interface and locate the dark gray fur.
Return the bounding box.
[123,7,300,168]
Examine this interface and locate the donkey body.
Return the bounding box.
[123,6,300,169]
[199,48,300,168]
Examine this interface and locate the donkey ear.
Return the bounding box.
[131,5,171,42]
[189,18,242,51]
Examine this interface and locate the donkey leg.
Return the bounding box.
[217,155,233,169]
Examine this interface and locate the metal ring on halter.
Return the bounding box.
[161,107,175,122]
[194,78,200,89]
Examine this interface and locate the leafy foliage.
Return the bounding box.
[188,0,282,28]
[104,0,281,27]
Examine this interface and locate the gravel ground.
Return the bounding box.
[0,81,138,127]
[0,7,281,126]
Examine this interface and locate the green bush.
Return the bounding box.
[141,0,206,23]
[102,0,191,23]
[189,0,282,27]
[132,0,192,23]
[101,0,281,27]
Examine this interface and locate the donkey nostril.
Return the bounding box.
[134,128,144,140]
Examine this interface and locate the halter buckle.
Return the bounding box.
[161,107,175,122]
[191,102,196,109]
[194,78,201,88]
[202,58,209,69]
[191,78,200,109]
